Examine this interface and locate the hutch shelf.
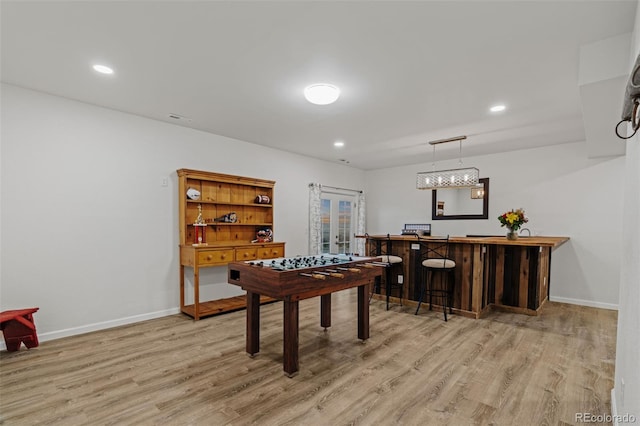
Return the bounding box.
[177,169,285,320]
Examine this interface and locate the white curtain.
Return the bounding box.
[308,183,366,256]
[308,183,322,255]
[356,191,366,256]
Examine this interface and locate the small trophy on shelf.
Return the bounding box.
[193,204,208,246]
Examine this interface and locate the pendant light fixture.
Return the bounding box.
[416,136,479,190]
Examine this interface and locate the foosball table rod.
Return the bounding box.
[357,262,388,268]
[314,271,345,278]
[299,273,326,280]
[337,267,361,273]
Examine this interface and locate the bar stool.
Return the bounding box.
[368,233,404,310]
[415,236,456,321]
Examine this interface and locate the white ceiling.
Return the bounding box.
[1,1,636,170]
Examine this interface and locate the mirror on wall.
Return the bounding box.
[431,178,489,220]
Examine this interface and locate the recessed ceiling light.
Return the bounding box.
[304,84,340,105]
[490,104,506,112]
[334,141,345,148]
[93,64,114,75]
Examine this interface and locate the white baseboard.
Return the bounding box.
[611,388,618,426]
[1,307,180,351]
[550,296,618,310]
[2,298,617,351]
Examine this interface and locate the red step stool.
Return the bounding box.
[0,308,40,351]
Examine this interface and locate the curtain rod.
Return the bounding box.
[309,183,363,194]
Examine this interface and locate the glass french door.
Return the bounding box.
[320,192,357,254]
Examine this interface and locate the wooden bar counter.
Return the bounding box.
[363,235,570,318]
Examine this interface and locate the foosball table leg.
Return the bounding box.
[320,294,331,330]
[357,283,370,341]
[283,299,299,377]
[246,291,260,356]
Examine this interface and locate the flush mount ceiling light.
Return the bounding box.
[416,136,480,190]
[304,84,340,105]
[92,64,114,75]
[334,141,345,148]
[490,104,506,112]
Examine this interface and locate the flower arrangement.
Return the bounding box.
[498,208,528,231]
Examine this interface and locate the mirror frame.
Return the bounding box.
[431,177,490,220]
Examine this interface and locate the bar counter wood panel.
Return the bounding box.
[485,244,552,313]
[364,235,569,318]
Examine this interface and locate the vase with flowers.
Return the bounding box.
[498,208,528,240]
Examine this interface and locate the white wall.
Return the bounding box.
[613,1,640,420]
[365,141,625,309]
[0,83,365,340]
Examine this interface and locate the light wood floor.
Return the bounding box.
[0,290,617,425]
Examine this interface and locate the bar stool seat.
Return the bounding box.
[378,255,403,264]
[422,258,455,268]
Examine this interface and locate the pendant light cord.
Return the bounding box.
[432,144,437,171]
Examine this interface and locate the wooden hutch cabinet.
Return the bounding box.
[177,169,285,320]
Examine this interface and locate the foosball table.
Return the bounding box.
[228,254,384,376]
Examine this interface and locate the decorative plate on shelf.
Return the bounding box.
[186,188,201,200]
